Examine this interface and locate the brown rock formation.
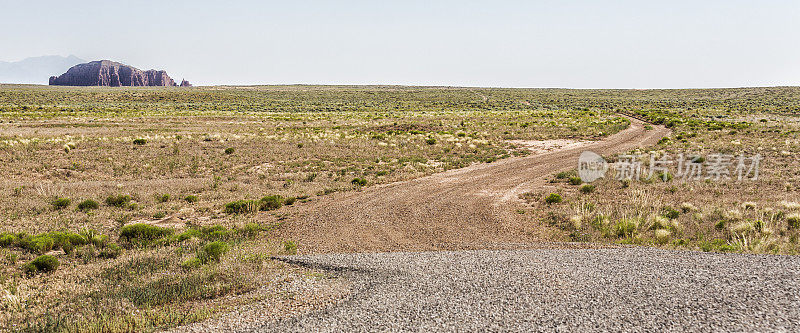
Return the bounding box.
[49,60,179,87]
[180,79,192,87]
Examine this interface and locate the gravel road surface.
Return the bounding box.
[252,248,800,332]
[275,117,670,253]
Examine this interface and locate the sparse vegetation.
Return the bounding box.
[3,85,800,331]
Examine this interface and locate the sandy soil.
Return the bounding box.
[275,117,670,254]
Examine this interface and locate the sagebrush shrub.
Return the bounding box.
[787,213,800,229]
[52,197,71,210]
[199,241,229,263]
[119,223,173,245]
[106,194,132,208]
[224,200,259,214]
[77,199,99,211]
[24,255,59,275]
[545,193,562,204]
[614,219,638,238]
[579,184,595,194]
[259,195,283,211]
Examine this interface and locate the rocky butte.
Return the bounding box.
[49,60,185,87]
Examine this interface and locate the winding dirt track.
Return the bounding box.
[277,117,669,254]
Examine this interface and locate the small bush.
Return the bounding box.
[153,211,167,219]
[240,223,263,238]
[51,197,71,210]
[156,194,171,203]
[106,194,132,208]
[614,219,638,238]
[545,193,563,204]
[184,195,199,203]
[201,225,230,241]
[260,195,284,211]
[662,207,680,219]
[133,138,147,145]
[224,147,235,154]
[555,171,572,179]
[225,200,259,214]
[119,223,174,245]
[198,241,229,263]
[787,213,800,229]
[181,257,202,269]
[0,233,17,247]
[77,199,99,211]
[351,178,368,187]
[20,235,56,254]
[99,243,123,258]
[283,240,298,254]
[568,177,583,185]
[24,255,59,275]
[579,184,595,194]
[425,138,436,145]
[654,229,671,244]
[284,197,297,206]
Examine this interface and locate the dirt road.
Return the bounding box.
[276,117,669,253]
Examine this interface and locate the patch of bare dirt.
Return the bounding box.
[507,139,593,155]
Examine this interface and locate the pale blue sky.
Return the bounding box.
[2,0,799,88]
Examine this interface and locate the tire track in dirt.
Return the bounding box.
[276,117,669,254]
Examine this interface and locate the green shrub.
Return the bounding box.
[0,233,16,247]
[700,239,737,252]
[198,241,229,263]
[545,193,563,204]
[200,225,230,241]
[662,207,680,219]
[119,223,174,245]
[99,243,123,258]
[240,223,263,238]
[787,213,800,229]
[614,219,638,238]
[283,240,298,254]
[568,177,583,185]
[156,194,171,203]
[224,200,259,214]
[24,255,59,275]
[284,197,297,206]
[259,195,284,211]
[106,194,132,208]
[184,195,199,203]
[69,232,89,246]
[153,211,167,219]
[20,235,56,254]
[555,171,572,179]
[51,197,71,210]
[77,199,99,211]
[224,147,235,154]
[351,178,368,187]
[579,184,595,194]
[181,257,202,269]
[133,138,147,145]
[425,138,436,145]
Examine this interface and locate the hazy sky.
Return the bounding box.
[2,0,799,88]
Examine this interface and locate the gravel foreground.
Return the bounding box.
[246,248,800,332]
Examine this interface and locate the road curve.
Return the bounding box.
[276,117,669,254]
[254,248,800,332]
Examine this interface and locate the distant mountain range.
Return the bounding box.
[0,55,86,84]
